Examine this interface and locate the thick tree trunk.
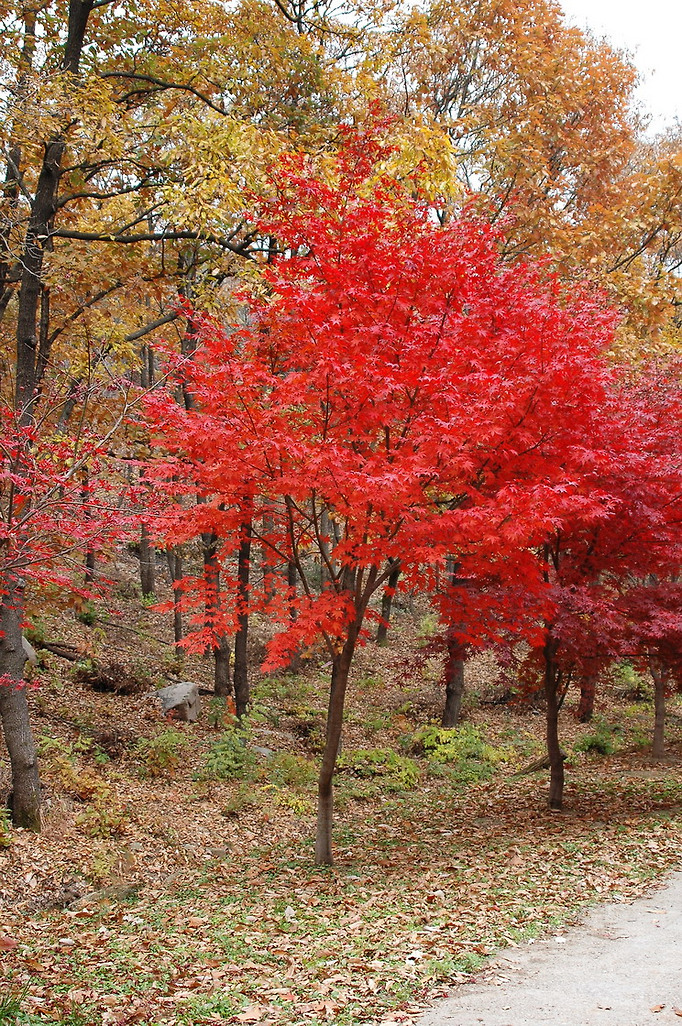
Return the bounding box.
[233,516,252,718]
[0,579,41,830]
[544,639,564,810]
[315,621,360,866]
[577,673,597,722]
[376,559,400,646]
[649,657,668,760]
[214,637,231,697]
[441,628,466,727]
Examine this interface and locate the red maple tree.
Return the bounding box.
[145,124,635,862]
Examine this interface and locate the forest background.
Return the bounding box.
[1,0,682,1023]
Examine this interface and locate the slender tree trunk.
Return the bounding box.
[544,638,564,810]
[441,627,466,727]
[81,469,96,585]
[203,531,231,696]
[261,511,276,604]
[286,559,300,673]
[315,621,360,865]
[649,657,668,760]
[376,559,400,646]
[0,578,41,830]
[139,523,155,597]
[138,345,156,597]
[166,548,184,649]
[233,515,252,718]
[15,0,94,417]
[577,673,597,723]
[319,506,333,590]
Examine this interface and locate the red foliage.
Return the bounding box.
[0,402,127,603]
[144,125,631,666]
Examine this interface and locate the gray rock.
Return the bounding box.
[157,681,200,722]
[22,636,39,667]
[251,745,275,759]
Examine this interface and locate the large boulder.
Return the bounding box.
[156,682,200,723]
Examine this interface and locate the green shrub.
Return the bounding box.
[413,723,510,765]
[76,797,129,837]
[136,728,188,779]
[268,751,317,790]
[410,723,513,789]
[338,748,419,791]
[201,727,255,781]
[75,601,99,626]
[574,716,620,756]
[612,662,652,702]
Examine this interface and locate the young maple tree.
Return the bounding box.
[508,364,682,807]
[145,124,625,864]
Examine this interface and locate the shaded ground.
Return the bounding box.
[420,871,682,1026]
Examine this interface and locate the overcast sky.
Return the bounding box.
[559,0,681,134]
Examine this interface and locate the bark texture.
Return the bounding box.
[315,622,359,865]
[233,516,252,718]
[544,639,565,810]
[441,627,466,727]
[0,580,41,829]
[376,559,400,646]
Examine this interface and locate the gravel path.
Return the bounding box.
[419,871,682,1026]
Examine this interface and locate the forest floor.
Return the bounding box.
[1,552,681,1025]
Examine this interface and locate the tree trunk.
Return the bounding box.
[286,558,301,673]
[376,559,400,646]
[166,547,184,649]
[315,621,360,866]
[214,637,231,697]
[544,638,564,810]
[81,469,96,585]
[203,530,231,696]
[0,578,41,830]
[649,657,668,760]
[261,511,276,604]
[233,516,252,718]
[441,627,466,727]
[577,673,597,723]
[139,523,155,597]
[15,0,94,417]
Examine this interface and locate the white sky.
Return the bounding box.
[559,0,681,134]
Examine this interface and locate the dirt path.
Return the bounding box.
[419,871,682,1026]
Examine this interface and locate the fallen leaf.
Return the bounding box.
[650,1004,665,1013]
[0,936,18,950]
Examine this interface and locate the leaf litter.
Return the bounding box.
[1,561,681,1025]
